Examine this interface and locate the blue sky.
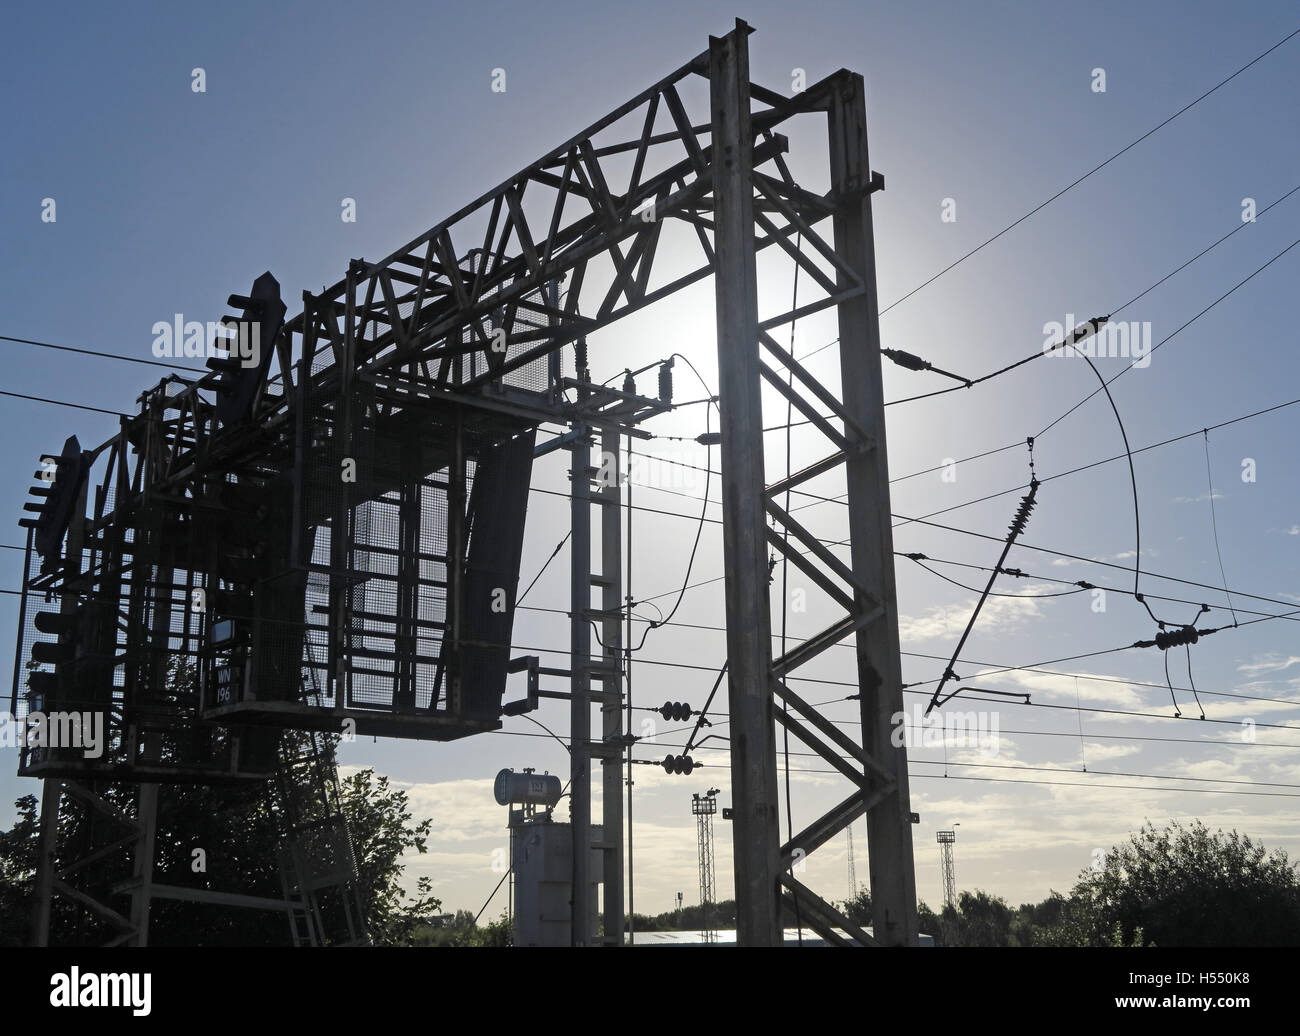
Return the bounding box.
[2,0,1299,920]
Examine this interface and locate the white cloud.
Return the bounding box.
[1238,655,1300,675]
[899,593,1043,643]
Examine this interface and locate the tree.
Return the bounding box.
[1010,892,1071,947]
[629,898,738,933]
[148,779,288,947]
[0,765,441,946]
[840,887,872,928]
[916,899,945,945]
[414,908,512,947]
[0,795,39,946]
[473,912,512,946]
[338,767,440,946]
[947,889,1013,947]
[1047,821,1300,947]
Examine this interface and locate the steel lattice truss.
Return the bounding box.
[15,18,918,946]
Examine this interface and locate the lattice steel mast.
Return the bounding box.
[692,790,718,943]
[847,823,859,899]
[937,829,957,910]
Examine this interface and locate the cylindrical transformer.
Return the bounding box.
[494,768,563,807]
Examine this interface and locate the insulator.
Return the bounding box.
[883,348,928,372]
[622,370,636,395]
[1067,315,1110,344]
[1007,480,1039,537]
[658,361,673,403]
[574,337,588,380]
[1155,625,1200,651]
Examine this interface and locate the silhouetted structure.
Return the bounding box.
[13,19,918,947]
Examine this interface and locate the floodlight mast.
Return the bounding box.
[937,829,957,909]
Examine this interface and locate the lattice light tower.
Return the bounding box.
[847,823,859,899]
[937,830,957,909]
[692,790,719,944]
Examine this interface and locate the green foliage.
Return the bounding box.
[477,912,513,946]
[0,765,441,946]
[920,821,1298,947]
[0,783,142,946]
[629,898,738,932]
[338,768,440,946]
[840,887,872,928]
[916,899,944,944]
[946,889,1014,947]
[0,795,38,946]
[148,780,291,947]
[1044,820,1299,947]
[1007,891,1069,947]
[414,910,512,947]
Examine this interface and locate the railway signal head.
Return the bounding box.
[206,271,285,426]
[19,436,88,564]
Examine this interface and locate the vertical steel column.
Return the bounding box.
[709,21,782,946]
[30,779,61,945]
[829,73,919,945]
[126,786,158,945]
[447,410,466,712]
[290,303,312,576]
[128,551,173,946]
[569,428,592,946]
[599,426,624,945]
[625,433,636,944]
[329,267,359,707]
[395,450,420,710]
